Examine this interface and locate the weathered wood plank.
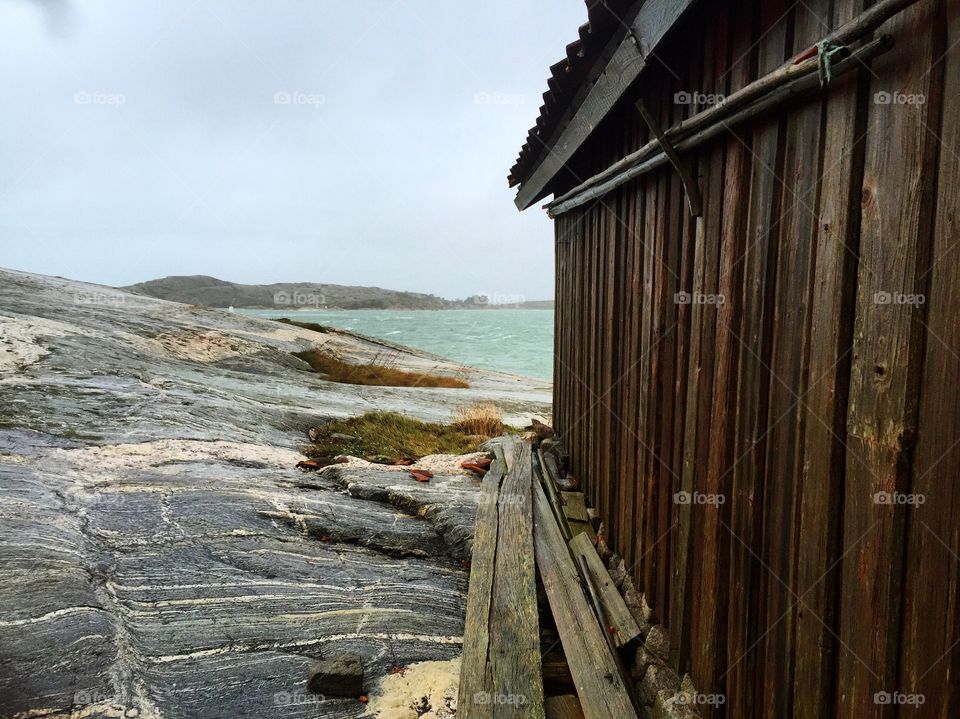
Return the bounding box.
[489,441,544,718]
[532,481,639,719]
[569,532,642,649]
[690,4,741,710]
[684,8,727,695]
[792,1,868,716]
[756,2,828,715]
[459,452,507,718]
[897,4,960,716]
[560,492,589,523]
[514,0,699,209]
[838,0,944,716]
[725,3,790,716]
[459,439,544,718]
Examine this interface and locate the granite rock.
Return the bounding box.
[0,269,551,718]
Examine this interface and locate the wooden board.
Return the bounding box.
[567,519,597,544]
[560,492,589,522]
[532,481,639,719]
[545,695,585,719]
[896,2,960,715]
[839,2,944,716]
[569,532,642,649]
[459,440,544,718]
[792,1,867,716]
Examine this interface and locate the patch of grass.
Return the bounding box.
[306,411,488,460]
[293,348,469,388]
[276,318,331,334]
[451,402,505,436]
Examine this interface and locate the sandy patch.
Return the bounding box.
[154,330,261,363]
[0,315,80,375]
[366,658,459,719]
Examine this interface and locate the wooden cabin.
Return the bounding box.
[511,1,958,717]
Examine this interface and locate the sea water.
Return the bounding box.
[238,308,554,380]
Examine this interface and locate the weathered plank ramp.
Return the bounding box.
[458,438,545,718]
[532,480,639,719]
[568,532,641,649]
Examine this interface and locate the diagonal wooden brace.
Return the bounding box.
[635,99,703,217]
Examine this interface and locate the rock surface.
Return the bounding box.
[0,268,551,718]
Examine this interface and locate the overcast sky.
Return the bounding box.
[0,0,587,300]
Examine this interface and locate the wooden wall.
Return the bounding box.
[550,1,959,716]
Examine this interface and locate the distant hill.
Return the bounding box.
[123,276,554,310]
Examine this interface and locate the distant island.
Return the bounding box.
[123,276,554,311]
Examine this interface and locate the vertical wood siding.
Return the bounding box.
[549,0,958,716]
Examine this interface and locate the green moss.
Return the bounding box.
[306,411,489,460]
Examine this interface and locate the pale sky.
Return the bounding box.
[0,0,588,300]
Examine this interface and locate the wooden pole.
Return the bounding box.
[542,0,919,214]
[547,35,892,216]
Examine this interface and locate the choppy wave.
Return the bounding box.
[239,308,553,379]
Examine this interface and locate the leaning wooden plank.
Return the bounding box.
[560,492,589,523]
[458,453,506,717]
[567,519,597,544]
[545,695,585,719]
[487,441,544,718]
[514,0,698,209]
[532,481,639,719]
[568,533,642,649]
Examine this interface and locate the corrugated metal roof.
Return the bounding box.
[507,0,636,189]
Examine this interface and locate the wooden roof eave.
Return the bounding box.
[513,0,699,211]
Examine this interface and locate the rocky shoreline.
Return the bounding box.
[0,269,551,718]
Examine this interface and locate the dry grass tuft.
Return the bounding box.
[294,348,469,388]
[450,402,505,437]
[306,411,484,459]
[277,318,331,334]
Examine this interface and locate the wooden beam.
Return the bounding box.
[513,0,698,210]
[532,481,639,719]
[547,36,893,216]
[459,440,544,718]
[543,0,921,215]
[569,532,643,649]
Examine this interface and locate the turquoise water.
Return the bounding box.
[239,308,554,380]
